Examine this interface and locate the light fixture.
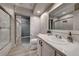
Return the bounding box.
[62,12,66,14]
[37,11,41,14]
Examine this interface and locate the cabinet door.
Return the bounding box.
[55,51,64,56]
[37,39,64,56]
[41,40,55,56]
[37,39,42,56]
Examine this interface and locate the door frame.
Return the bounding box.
[15,13,30,45]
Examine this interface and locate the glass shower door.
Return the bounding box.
[0,8,10,49]
[21,16,30,44]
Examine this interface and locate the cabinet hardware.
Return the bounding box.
[0,27,2,29]
[39,40,43,46]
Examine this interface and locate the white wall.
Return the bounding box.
[16,16,21,46]
[30,16,40,39]
[40,12,49,34]
[73,10,79,30]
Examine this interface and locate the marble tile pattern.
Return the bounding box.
[7,44,38,56]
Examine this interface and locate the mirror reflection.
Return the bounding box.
[49,3,75,30]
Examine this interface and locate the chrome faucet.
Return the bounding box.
[67,32,73,43]
[59,35,62,39]
[55,34,62,39]
[55,34,58,38]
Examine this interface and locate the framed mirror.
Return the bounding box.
[49,3,77,30]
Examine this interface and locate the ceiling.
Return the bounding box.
[0,3,53,16]
[15,3,35,10]
[15,3,53,16]
[33,3,52,16]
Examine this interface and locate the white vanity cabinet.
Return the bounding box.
[37,38,42,56]
[37,38,55,56]
[41,39,55,56]
[37,38,65,56]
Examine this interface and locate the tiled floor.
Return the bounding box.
[7,43,38,56]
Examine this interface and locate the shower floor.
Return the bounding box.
[21,36,30,43]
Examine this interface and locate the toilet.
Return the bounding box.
[30,38,38,50]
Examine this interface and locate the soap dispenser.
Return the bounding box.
[67,32,73,43]
[47,30,52,35]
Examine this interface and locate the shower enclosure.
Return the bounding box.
[0,6,11,50]
[16,15,30,45]
[21,16,30,44]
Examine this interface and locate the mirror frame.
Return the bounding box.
[48,4,75,31]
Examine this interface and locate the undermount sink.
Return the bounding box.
[48,35,71,45]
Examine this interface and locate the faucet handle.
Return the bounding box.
[68,32,72,36]
[59,36,62,39]
[55,34,58,38]
[67,32,73,43]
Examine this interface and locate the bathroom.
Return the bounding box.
[0,3,79,56]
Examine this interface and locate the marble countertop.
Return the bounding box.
[37,33,79,56]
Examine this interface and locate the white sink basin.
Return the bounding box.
[48,36,70,45]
